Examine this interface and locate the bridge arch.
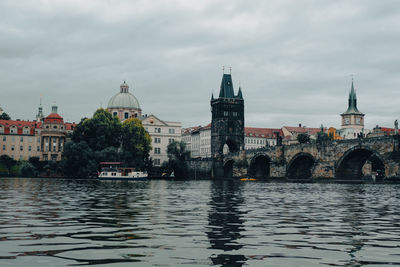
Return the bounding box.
[336,146,385,179]
[248,154,271,178]
[286,152,316,180]
[223,159,234,178]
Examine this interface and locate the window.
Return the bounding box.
[43,154,48,161]
[154,147,161,154]
[28,146,31,151]
[11,145,14,151]
[10,126,17,134]
[124,112,129,119]
[233,112,238,117]
[53,126,57,129]
[113,112,117,117]
[20,137,23,142]
[3,136,6,141]
[169,138,174,144]
[155,128,161,133]
[46,125,49,128]
[20,146,23,151]
[37,137,40,143]
[23,127,30,134]
[154,159,161,166]
[154,137,161,143]
[37,146,40,151]
[169,128,175,134]
[224,111,229,117]
[2,145,5,150]
[0,126,3,134]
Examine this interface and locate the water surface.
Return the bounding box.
[0,178,399,266]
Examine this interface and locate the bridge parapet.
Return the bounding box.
[219,135,400,180]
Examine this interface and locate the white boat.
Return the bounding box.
[98,162,148,181]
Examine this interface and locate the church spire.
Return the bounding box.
[218,74,235,98]
[237,86,243,99]
[342,79,363,115]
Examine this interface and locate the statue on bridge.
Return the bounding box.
[395,119,398,135]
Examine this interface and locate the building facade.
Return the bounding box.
[142,115,181,166]
[0,105,75,161]
[211,73,244,158]
[182,125,283,158]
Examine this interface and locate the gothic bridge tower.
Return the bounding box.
[211,73,244,159]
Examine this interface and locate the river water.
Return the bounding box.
[0,178,400,267]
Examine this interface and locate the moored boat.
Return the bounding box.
[98,162,148,181]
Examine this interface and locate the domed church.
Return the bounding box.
[107,81,142,121]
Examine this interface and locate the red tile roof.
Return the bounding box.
[0,120,37,127]
[44,113,64,123]
[283,126,321,135]
[245,127,282,138]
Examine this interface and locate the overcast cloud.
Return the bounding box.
[1,0,400,129]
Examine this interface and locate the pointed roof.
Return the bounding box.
[219,74,235,98]
[237,86,243,99]
[342,80,364,115]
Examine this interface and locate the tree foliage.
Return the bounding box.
[163,141,190,179]
[72,109,122,151]
[0,155,16,174]
[62,109,151,177]
[121,118,151,168]
[297,133,311,144]
[0,113,10,120]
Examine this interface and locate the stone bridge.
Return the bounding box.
[221,136,400,180]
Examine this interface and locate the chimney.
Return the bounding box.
[299,123,301,128]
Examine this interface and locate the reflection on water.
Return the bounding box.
[207,181,247,266]
[0,178,400,266]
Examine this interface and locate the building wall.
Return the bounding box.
[108,107,141,122]
[142,115,181,166]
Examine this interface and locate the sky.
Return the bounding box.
[1,0,400,129]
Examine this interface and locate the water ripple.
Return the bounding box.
[0,178,400,266]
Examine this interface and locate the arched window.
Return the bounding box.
[124,112,129,119]
[23,127,30,135]
[10,126,17,134]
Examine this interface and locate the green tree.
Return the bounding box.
[0,113,11,120]
[164,141,190,179]
[20,161,36,177]
[72,108,122,151]
[29,156,45,174]
[62,141,97,177]
[297,133,311,144]
[0,155,16,175]
[121,118,151,167]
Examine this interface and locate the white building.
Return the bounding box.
[182,125,282,158]
[142,115,181,166]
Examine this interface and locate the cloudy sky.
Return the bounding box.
[1,0,400,129]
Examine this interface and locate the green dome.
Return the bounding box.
[107,82,141,110]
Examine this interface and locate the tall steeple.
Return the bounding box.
[341,78,365,132]
[219,74,235,98]
[36,99,44,122]
[343,79,363,115]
